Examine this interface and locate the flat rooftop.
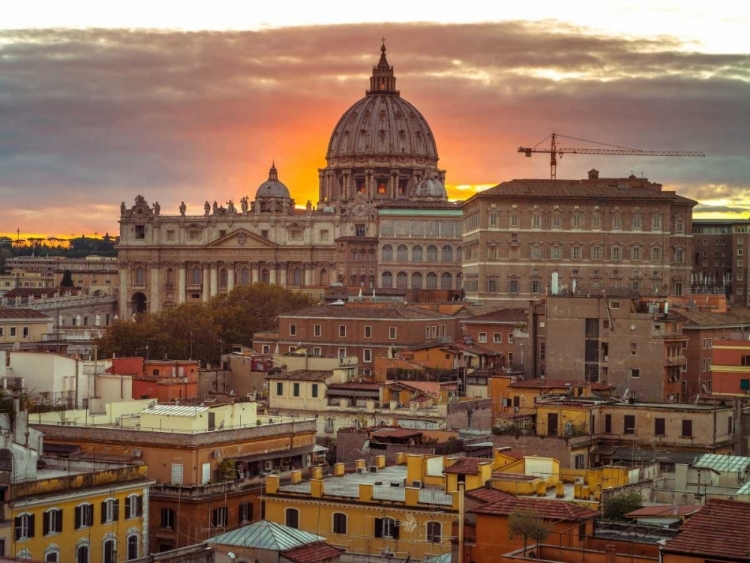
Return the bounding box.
[279,465,454,506]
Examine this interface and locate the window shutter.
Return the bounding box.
[101,501,107,524]
[57,509,63,532]
[137,495,143,517]
[28,514,35,538]
[113,499,120,521]
[43,511,50,536]
[14,516,22,540]
[75,506,82,530]
[392,519,400,540]
[374,517,383,538]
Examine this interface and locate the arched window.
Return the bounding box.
[455,273,463,290]
[427,521,442,543]
[219,268,228,288]
[412,272,423,289]
[426,272,438,289]
[44,546,60,562]
[382,245,393,261]
[135,267,145,286]
[240,267,250,285]
[261,268,270,284]
[442,245,453,262]
[333,512,348,534]
[351,249,358,261]
[441,273,452,290]
[396,272,408,289]
[127,534,139,560]
[293,268,303,286]
[320,269,329,286]
[381,272,393,289]
[103,537,116,563]
[397,245,408,261]
[427,245,438,262]
[286,508,299,529]
[191,267,201,285]
[76,543,90,563]
[412,245,423,262]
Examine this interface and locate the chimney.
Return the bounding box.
[588,169,599,180]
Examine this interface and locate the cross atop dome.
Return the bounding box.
[368,40,399,96]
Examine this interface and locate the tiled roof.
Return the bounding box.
[509,378,614,391]
[370,428,423,439]
[675,308,750,328]
[443,457,488,475]
[283,305,452,320]
[471,496,600,521]
[625,505,700,518]
[471,179,696,205]
[281,541,343,563]
[266,370,333,381]
[662,500,750,559]
[0,309,52,320]
[462,308,528,324]
[465,488,513,504]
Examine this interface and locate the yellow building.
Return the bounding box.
[8,460,154,562]
[0,309,53,351]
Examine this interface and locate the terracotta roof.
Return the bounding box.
[465,488,513,504]
[675,308,750,328]
[283,305,452,320]
[662,500,750,560]
[0,309,51,320]
[469,178,696,206]
[496,450,525,460]
[509,378,614,391]
[281,541,343,563]
[448,342,500,356]
[462,308,528,324]
[327,382,381,390]
[443,457,488,475]
[265,370,332,381]
[625,505,700,518]
[370,428,423,439]
[471,497,600,521]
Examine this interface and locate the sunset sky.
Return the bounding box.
[1,1,749,238]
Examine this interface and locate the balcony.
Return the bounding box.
[665,355,687,366]
[186,283,202,291]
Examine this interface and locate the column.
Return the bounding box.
[178,262,187,304]
[227,263,235,292]
[210,262,218,297]
[304,262,313,286]
[149,263,160,313]
[202,264,210,303]
[119,263,129,318]
[251,262,259,284]
[269,262,277,285]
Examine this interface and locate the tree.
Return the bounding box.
[60,269,75,287]
[508,509,551,557]
[603,488,643,521]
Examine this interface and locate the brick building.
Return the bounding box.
[461,170,696,304]
[459,308,529,368]
[252,303,460,374]
[111,358,200,402]
[691,218,750,304]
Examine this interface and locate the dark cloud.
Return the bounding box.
[1,22,749,234]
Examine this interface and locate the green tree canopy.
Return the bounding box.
[508,509,551,557]
[603,488,643,521]
[95,284,312,366]
[60,269,75,287]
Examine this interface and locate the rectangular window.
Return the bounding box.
[212,507,228,528]
[289,324,297,336]
[126,495,143,519]
[493,333,502,343]
[9,327,16,337]
[22,326,29,338]
[682,419,693,438]
[239,503,252,524]
[508,333,514,344]
[630,368,640,378]
[631,343,637,356]
[389,327,397,339]
[311,384,319,398]
[135,225,145,239]
[550,246,562,260]
[364,349,372,363]
[478,332,487,343]
[314,324,321,337]
[339,325,346,338]
[624,415,636,434]
[43,509,63,535]
[571,246,582,260]
[728,416,734,435]
[333,513,348,534]
[364,326,372,338]
[14,514,35,540]
[319,229,330,241]
[293,383,300,397]
[276,382,283,396]
[489,212,498,226]
[75,504,94,529]
[654,418,666,436]
[338,348,346,359]
[101,499,120,524]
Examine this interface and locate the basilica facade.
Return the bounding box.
[117,45,463,317]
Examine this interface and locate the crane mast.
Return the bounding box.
[518,133,705,179]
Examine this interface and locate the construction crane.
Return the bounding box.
[518,133,705,179]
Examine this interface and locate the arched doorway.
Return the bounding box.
[131,292,147,315]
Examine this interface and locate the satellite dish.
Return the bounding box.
[148,400,157,409]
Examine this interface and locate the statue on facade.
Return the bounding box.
[282,199,289,214]
[212,201,218,214]
[95,313,101,326]
[120,201,126,216]
[179,201,186,216]
[153,201,161,215]
[306,200,313,212]
[253,200,259,214]
[241,196,249,214]
[74,314,81,326]
[227,200,236,214]
[204,201,211,216]
[269,200,277,213]
[58,314,63,326]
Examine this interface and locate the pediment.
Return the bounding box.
[206,228,278,249]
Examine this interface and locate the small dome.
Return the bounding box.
[410,175,447,199]
[323,206,336,213]
[255,163,290,199]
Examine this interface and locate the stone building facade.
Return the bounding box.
[460,170,696,304]
[116,45,462,318]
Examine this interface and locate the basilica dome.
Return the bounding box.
[255,163,290,199]
[318,44,445,205]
